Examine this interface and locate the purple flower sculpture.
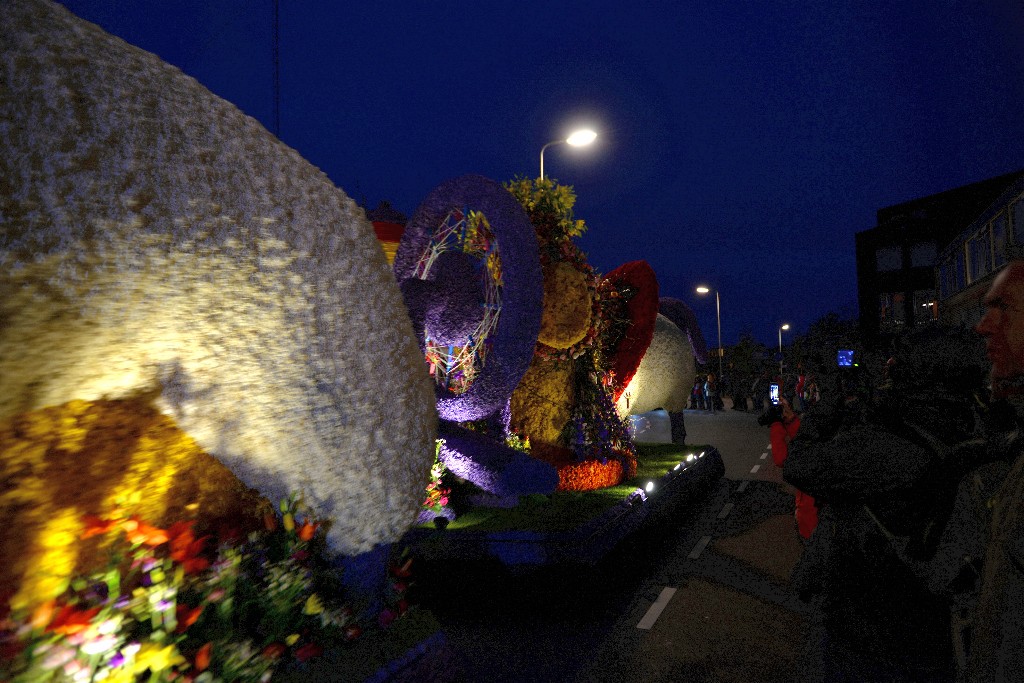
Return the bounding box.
[394,175,543,422]
[437,421,558,496]
[658,297,709,364]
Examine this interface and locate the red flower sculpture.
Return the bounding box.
[601,261,660,401]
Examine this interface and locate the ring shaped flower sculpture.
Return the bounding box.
[393,175,543,423]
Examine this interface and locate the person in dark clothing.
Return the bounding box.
[751,369,769,411]
[704,373,719,414]
[691,376,705,410]
[783,329,990,683]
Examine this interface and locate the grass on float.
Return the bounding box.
[437,443,710,533]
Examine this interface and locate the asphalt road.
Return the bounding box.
[414,404,820,682]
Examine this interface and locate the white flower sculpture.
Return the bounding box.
[0,0,437,556]
[617,314,696,416]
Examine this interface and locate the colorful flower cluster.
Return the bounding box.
[506,176,603,364]
[0,495,411,683]
[422,441,451,515]
[566,353,637,467]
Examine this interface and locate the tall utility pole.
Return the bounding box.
[273,0,280,138]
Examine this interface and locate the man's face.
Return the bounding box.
[976,261,1024,381]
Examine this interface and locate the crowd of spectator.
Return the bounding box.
[735,258,1024,682]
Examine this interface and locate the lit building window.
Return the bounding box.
[913,290,937,325]
[879,292,906,329]
[876,245,903,272]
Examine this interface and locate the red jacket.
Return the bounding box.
[770,416,818,539]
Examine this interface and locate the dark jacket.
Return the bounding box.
[783,396,989,679]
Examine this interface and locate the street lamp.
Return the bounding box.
[778,324,790,376]
[539,128,597,179]
[695,286,722,380]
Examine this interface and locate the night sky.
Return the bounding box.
[56,0,1024,348]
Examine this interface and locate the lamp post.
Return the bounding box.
[540,128,597,179]
[778,323,790,376]
[696,286,722,380]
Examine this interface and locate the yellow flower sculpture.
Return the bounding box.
[537,262,592,350]
[0,398,270,611]
[509,359,575,456]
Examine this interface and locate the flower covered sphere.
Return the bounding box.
[508,359,576,457]
[617,314,696,415]
[0,0,437,560]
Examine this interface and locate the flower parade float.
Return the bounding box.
[1,1,452,679]
[399,179,724,567]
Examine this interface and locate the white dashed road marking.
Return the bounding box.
[688,535,713,560]
[636,587,678,630]
[750,464,761,474]
[760,452,768,460]
[737,480,750,492]
[717,502,734,519]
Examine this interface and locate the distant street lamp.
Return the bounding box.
[696,286,722,380]
[539,128,597,179]
[778,324,790,376]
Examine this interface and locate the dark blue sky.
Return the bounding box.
[58,1,1024,348]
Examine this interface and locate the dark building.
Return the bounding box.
[855,169,1024,339]
[937,173,1024,330]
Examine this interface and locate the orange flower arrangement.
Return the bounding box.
[533,448,638,492]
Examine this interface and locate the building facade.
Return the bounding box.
[856,170,1024,339]
[938,173,1024,330]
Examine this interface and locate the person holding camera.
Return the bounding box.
[758,396,817,540]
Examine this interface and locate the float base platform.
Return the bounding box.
[402,445,725,568]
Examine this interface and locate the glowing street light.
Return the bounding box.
[695,286,722,379]
[778,323,790,375]
[539,128,597,179]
